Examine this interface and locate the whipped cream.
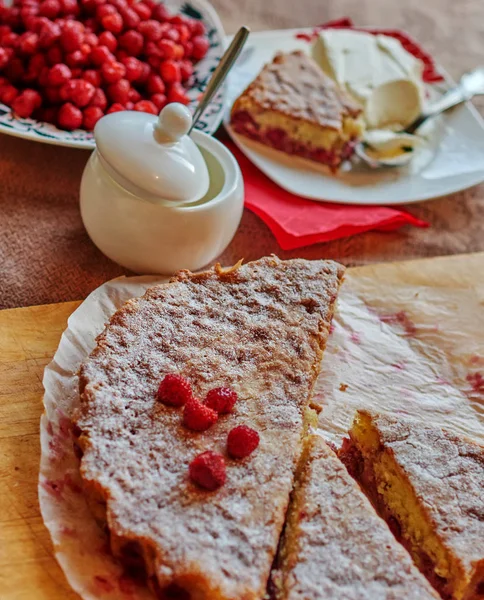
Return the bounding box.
[312,29,426,129]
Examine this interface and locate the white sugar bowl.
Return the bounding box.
[80,103,244,274]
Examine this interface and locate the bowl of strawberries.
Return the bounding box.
[0,0,226,148]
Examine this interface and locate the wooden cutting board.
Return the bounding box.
[1,253,483,600]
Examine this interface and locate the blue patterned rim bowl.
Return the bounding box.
[0,0,226,149]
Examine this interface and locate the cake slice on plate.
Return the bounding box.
[273,434,440,600]
[75,256,344,600]
[342,410,484,600]
[230,51,365,171]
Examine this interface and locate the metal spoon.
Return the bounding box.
[355,67,484,168]
[188,26,250,134]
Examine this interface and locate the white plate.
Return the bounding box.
[225,28,484,205]
[0,0,226,149]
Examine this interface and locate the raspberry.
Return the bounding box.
[164,28,179,43]
[205,387,237,414]
[167,82,189,105]
[59,79,76,101]
[98,30,117,52]
[107,78,129,103]
[109,0,127,10]
[38,0,60,19]
[60,0,80,17]
[159,58,180,83]
[227,425,260,459]
[125,100,133,110]
[18,31,39,55]
[82,68,101,87]
[119,7,139,29]
[39,22,61,49]
[150,92,166,109]
[101,59,125,83]
[158,38,175,59]
[90,45,115,66]
[121,56,142,81]
[118,29,143,55]
[183,399,218,431]
[47,63,72,86]
[190,19,205,36]
[146,73,164,94]
[157,373,193,407]
[0,48,11,70]
[151,2,169,21]
[60,21,84,52]
[136,61,150,84]
[0,84,18,106]
[172,43,184,61]
[66,50,88,68]
[132,1,150,20]
[175,24,190,44]
[70,78,95,106]
[106,101,124,113]
[191,35,209,60]
[89,87,107,109]
[82,104,103,129]
[189,451,226,491]
[128,86,140,102]
[102,13,123,35]
[96,3,116,20]
[84,32,98,47]
[12,89,41,118]
[138,19,162,41]
[57,101,82,129]
[1,31,18,48]
[27,53,46,78]
[179,59,193,81]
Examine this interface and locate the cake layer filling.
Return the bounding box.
[231,109,360,169]
[344,412,465,600]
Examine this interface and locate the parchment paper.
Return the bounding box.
[39,259,484,600]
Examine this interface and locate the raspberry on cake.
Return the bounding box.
[74,256,344,600]
[230,51,365,171]
[273,435,440,600]
[343,410,484,600]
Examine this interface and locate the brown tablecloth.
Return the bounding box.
[1,0,484,309]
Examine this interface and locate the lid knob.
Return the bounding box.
[155,103,192,143]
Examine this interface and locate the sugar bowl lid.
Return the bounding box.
[94,103,210,205]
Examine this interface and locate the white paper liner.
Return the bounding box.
[39,271,484,599]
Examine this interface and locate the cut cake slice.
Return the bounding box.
[273,434,440,600]
[343,410,484,600]
[230,51,364,171]
[75,256,344,600]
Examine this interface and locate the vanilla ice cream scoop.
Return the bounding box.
[312,29,426,129]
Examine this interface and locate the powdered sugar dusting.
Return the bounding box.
[76,257,344,599]
[276,436,439,599]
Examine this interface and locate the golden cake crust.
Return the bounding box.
[274,435,440,600]
[75,256,344,600]
[232,51,362,130]
[349,410,484,600]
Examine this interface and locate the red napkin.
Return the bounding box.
[226,142,428,251]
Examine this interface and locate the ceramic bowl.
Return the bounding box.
[80,130,244,274]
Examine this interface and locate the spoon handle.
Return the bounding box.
[189,26,250,134]
[405,67,484,134]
